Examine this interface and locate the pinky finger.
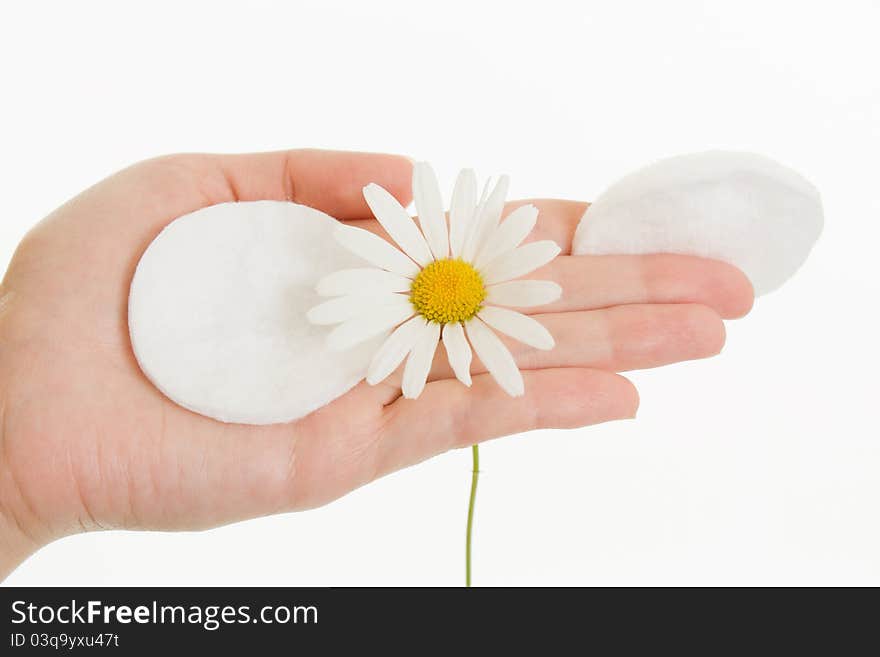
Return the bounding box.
[374,368,639,477]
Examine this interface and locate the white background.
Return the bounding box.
[2,0,878,586]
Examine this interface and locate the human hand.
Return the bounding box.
[0,149,753,578]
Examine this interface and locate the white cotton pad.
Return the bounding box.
[571,151,823,295]
[129,201,380,425]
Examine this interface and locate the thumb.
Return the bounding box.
[14,148,413,301]
[208,149,414,220]
[41,148,414,249]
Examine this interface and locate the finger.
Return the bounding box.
[511,199,587,254]
[343,198,586,253]
[530,254,754,319]
[197,367,636,515]
[341,200,753,319]
[370,302,725,390]
[211,149,414,220]
[373,368,639,477]
[419,303,726,383]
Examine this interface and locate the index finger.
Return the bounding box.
[343,198,587,254]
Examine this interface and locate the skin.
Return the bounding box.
[0,149,753,579]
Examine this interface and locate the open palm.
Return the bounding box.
[0,149,753,575]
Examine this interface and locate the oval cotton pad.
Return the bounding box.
[571,151,823,295]
[129,201,380,425]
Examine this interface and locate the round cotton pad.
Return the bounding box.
[129,201,379,425]
[571,151,823,295]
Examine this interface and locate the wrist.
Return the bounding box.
[0,295,45,579]
[0,494,41,581]
[0,418,45,579]
[0,477,42,580]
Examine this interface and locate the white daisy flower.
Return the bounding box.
[307,163,563,399]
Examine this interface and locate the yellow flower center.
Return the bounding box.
[409,258,486,324]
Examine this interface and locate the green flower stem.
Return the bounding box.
[466,444,480,587]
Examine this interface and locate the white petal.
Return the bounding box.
[441,322,472,386]
[402,320,441,399]
[316,268,412,297]
[480,240,561,285]
[461,175,509,262]
[478,306,555,350]
[465,317,524,397]
[326,297,414,351]
[486,280,562,307]
[307,293,405,326]
[334,225,420,278]
[481,174,510,230]
[363,183,433,267]
[475,204,539,268]
[449,169,477,258]
[366,316,424,385]
[412,162,449,260]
